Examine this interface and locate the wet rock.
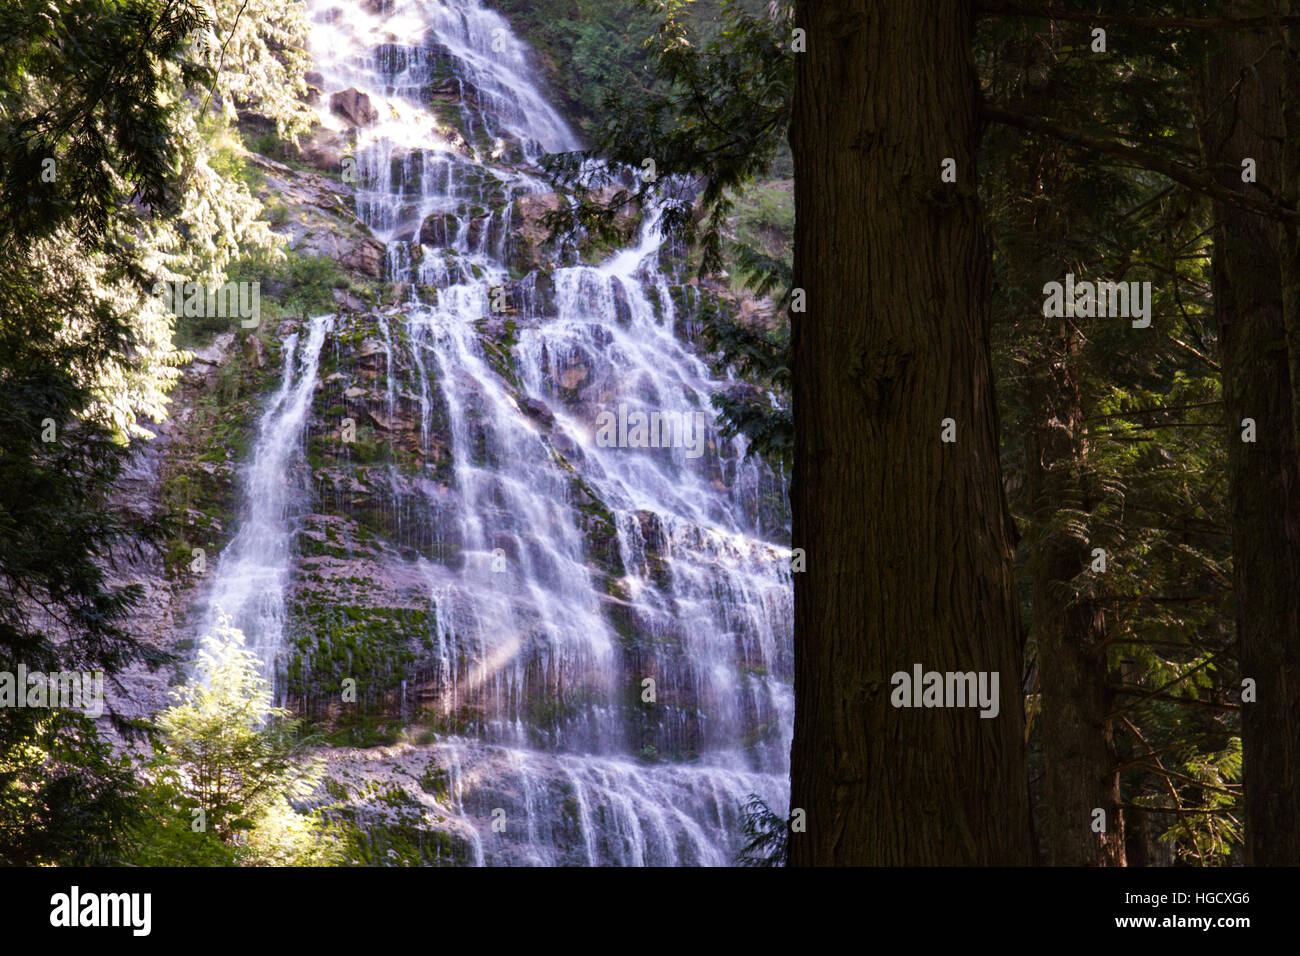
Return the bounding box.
[424,76,481,111]
[510,192,564,272]
[528,271,556,318]
[436,123,470,154]
[550,348,594,406]
[559,365,588,390]
[424,77,460,103]
[465,214,492,250]
[521,397,554,429]
[552,430,581,460]
[635,509,672,590]
[388,147,426,196]
[487,272,554,319]
[420,212,457,248]
[611,277,633,327]
[331,87,379,127]
[340,236,387,278]
[505,270,555,319]
[357,337,388,361]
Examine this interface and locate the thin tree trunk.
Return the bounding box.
[1025,315,1125,865]
[788,0,1031,865]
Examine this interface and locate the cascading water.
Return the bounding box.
[207,0,792,865]
[204,316,333,679]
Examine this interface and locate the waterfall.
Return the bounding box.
[208,0,792,865]
[204,315,333,681]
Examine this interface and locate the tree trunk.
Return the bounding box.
[788,0,1031,865]
[1200,18,1300,865]
[1024,315,1125,865]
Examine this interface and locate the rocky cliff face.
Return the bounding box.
[115,0,792,866]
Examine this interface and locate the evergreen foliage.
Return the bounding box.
[129,621,341,866]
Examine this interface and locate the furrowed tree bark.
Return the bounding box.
[788,0,1031,865]
[1199,14,1300,865]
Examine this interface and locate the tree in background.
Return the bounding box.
[980,11,1240,865]
[486,0,749,136]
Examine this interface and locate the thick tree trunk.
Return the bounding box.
[788,0,1032,865]
[1201,21,1300,865]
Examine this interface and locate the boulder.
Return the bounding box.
[420,212,457,248]
[591,184,641,236]
[521,397,555,429]
[340,236,387,278]
[330,87,379,127]
[611,277,633,327]
[510,192,564,271]
[465,214,491,250]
